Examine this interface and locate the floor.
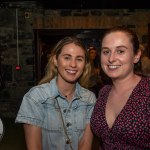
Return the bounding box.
[0,118,26,150]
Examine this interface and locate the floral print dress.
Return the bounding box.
[90,76,150,149]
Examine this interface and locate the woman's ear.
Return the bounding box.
[134,50,141,63]
[53,55,58,67]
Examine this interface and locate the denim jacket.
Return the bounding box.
[15,78,96,150]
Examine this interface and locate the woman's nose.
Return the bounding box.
[70,59,76,67]
[108,53,116,63]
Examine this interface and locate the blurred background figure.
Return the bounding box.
[140,44,150,76]
[88,46,103,98]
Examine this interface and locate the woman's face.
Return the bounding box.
[89,49,97,60]
[101,31,141,80]
[54,43,86,84]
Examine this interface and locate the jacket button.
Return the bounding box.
[66,139,71,144]
[66,122,71,127]
[63,109,66,113]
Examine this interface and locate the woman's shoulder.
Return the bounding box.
[99,84,112,93]
[27,83,50,92]
[24,82,54,100]
[80,86,96,96]
[141,76,150,85]
[79,86,97,103]
[95,84,111,99]
[137,76,150,95]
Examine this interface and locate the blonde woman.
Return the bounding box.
[16,36,96,150]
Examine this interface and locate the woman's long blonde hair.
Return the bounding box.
[38,36,91,88]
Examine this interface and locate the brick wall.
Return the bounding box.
[0,5,150,117]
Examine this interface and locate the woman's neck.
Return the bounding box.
[56,78,76,100]
[112,74,141,92]
[59,88,75,100]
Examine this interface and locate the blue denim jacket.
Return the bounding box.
[15,78,96,150]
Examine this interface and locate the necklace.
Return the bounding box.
[59,88,75,99]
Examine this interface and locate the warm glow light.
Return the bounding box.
[15,65,21,70]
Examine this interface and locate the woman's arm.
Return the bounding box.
[78,124,93,150]
[23,124,42,150]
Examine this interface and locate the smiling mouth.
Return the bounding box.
[66,69,77,74]
[108,65,121,69]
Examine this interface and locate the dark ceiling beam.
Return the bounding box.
[0,0,149,9]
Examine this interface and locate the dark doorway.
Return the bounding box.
[34,29,106,83]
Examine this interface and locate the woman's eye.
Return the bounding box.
[64,56,70,60]
[77,58,83,61]
[102,50,110,55]
[117,50,124,54]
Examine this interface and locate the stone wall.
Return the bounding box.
[0,4,150,117]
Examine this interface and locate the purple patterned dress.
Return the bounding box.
[90,76,150,149]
